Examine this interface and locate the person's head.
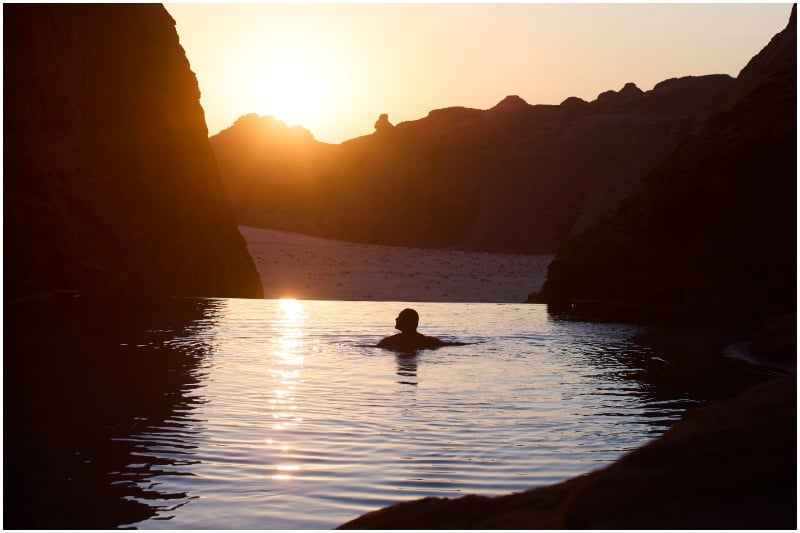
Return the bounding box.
[395,308,419,333]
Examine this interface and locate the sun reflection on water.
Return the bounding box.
[111,299,709,529]
[267,299,307,481]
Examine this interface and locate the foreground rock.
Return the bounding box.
[4,4,262,300]
[211,76,734,253]
[339,374,796,529]
[539,7,796,322]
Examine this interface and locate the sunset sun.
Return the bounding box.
[229,29,346,130]
[252,54,331,127]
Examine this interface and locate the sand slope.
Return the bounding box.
[240,226,553,302]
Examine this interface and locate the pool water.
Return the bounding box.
[6,297,743,529]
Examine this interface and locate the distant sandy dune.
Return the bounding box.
[239,226,553,303]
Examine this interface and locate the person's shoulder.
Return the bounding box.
[377,332,467,351]
[419,334,447,347]
[377,332,427,352]
[377,333,406,349]
[423,335,471,347]
[376,335,394,348]
[376,335,395,347]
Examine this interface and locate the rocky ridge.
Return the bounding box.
[211,75,735,253]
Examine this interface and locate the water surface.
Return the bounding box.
[5,298,759,529]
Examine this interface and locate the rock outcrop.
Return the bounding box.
[339,374,796,530]
[211,76,735,253]
[4,4,263,300]
[209,114,336,233]
[373,113,394,132]
[539,6,796,322]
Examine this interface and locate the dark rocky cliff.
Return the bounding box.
[211,76,734,253]
[539,6,796,321]
[4,4,263,299]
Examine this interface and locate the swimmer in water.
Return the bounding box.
[377,308,465,352]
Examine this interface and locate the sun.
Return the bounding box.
[235,34,341,130]
[219,24,353,139]
[256,55,329,127]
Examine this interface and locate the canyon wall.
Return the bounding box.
[212,76,734,253]
[539,6,796,321]
[4,4,263,300]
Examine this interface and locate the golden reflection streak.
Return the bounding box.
[267,299,307,481]
[271,464,300,481]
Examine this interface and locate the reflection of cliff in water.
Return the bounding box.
[4,296,219,529]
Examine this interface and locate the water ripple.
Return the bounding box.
[100,300,708,529]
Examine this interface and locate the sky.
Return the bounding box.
[165,3,793,144]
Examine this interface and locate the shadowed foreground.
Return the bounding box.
[340,374,796,529]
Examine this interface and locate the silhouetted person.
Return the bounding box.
[377,308,463,352]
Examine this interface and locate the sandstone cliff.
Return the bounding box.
[539,6,796,321]
[211,76,734,253]
[4,4,263,299]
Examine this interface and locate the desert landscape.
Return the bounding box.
[4,3,794,530]
[240,225,553,302]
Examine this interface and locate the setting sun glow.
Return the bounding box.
[257,57,327,127]
[238,35,344,128]
[167,4,792,144]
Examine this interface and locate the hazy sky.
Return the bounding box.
[165,3,793,144]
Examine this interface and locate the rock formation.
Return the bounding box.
[539,6,796,322]
[339,374,796,529]
[210,114,336,233]
[4,4,263,300]
[373,113,394,132]
[211,76,734,253]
